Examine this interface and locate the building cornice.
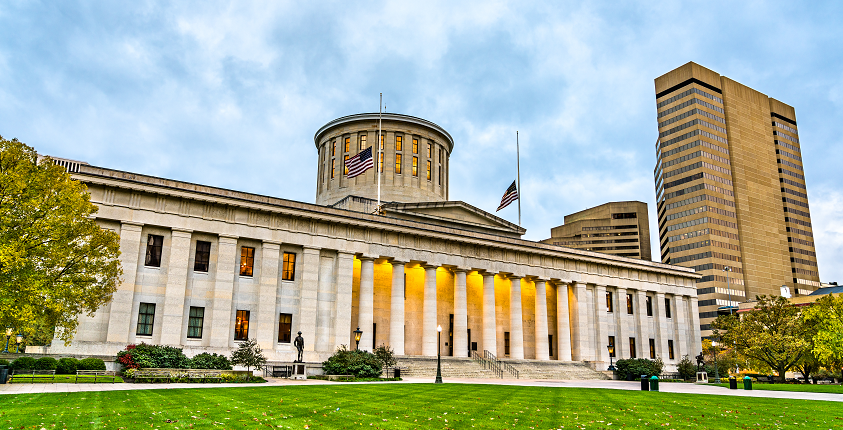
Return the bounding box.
[313,113,455,152]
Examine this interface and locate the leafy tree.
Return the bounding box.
[802,294,843,376]
[373,344,397,368]
[676,355,697,380]
[712,295,811,383]
[230,338,266,372]
[0,137,122,343]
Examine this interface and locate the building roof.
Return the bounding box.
[809,285,843,296]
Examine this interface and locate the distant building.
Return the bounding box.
[654,62,820,337]
[542,201,651,261]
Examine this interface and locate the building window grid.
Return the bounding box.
[646,296,653,317]
[395,154,402,174]
[426,160,431,180]
[278,313,293,343]
[330,159,335,179]
[606,292,613,313]
[240,246,255,277]
[344,155,349,175]
[282,252,296,281]
[412,156,418,176]
[629,337,637,358]
[145,234,163,267]
[187,306,204,339]
[344,137,350,153]
[665,298,672,318]
[359,135,367,150]
[194,240,211,272]
[378,152,384,173]
[649,339,656,359]
[136,303,155,336]
[668,340,675,360]
[626,294,634,314]
[331,140,336,157]
[395,136,402,151]
[412,138,418,154]
[234,310,250,341]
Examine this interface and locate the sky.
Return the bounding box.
[1,1,841,282]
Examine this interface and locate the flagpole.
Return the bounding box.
[516,131,521,226]
[377,93,382,210]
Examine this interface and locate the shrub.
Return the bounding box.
[322,345,383,378]
[33,357,57,370]
[10,356,37,371]
[677,355,696,380]
[116,343,190,370]
[373,345,397,368]
[56,358,79,375]
[78,358,106,371]
[615,358,663,380]
[230,339,266,371]
[189,353,232,370]
[0,359,9,367]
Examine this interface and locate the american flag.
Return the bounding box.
[496,180,519,211]
[345,147,374,178]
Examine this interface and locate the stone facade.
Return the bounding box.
[49,114,702,371]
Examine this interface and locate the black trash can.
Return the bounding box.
[728,377,737,390]
[0,366,7,385]
[393,368,401,379]
[640,375,649,391]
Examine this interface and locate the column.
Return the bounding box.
[534,279,549,361]
[482,272,497,355]
[421,264,438,357]
[160,229,193,345]
[389,260,407,355]
[636,290,650,358]
[689,296,703,356]
[672,295,688,360]
[615,287,629,359]
[315,254,336,352]
[593,284,609,365]
[570,281,589,361]
[333,252,355,351]
[254,242,280,350]
[357,256,375,352]
[555,282,572,361]
[297,246,321,352]
[209,235,238,348]
[452,268,469,358]
[106,222,143,343]
[654,292,670,360]
[509,276,524,359]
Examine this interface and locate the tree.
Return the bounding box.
[802,294,843,376]
[230,338,266,372]
[0,137,121,343]
[712,295,811,383]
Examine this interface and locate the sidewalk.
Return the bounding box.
[0,377,840,402]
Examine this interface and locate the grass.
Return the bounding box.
[711,382,843,393]
[0,384,841,429]
[9,375,123,384]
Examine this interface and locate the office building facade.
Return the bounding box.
[542,201,651,261]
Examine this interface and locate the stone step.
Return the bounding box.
[395,356,610,380]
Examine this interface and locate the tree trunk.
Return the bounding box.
[777,366,787,383]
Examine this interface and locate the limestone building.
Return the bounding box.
[654,63,820,336]
[50,113,702,370]
[541,201,651,261]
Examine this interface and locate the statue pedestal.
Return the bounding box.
[291,363,307,380]
[695,371,709,384]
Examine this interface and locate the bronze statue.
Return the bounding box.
[696,352,705,372]
[294,331,304,363]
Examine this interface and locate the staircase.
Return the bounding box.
[395,355,610,380]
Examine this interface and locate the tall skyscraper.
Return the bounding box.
[654,62,820,336]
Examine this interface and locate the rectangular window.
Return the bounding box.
[278,313,292,343]
[608,336,616,357]
[378,152,383,172]
[665,298,672,319]
[627,293,633,314]
[629,337,637,358]
[331,158,335,179]
[668,340,675,360]
[344,137,350,153]
[234,310,250,341]
[412,156,418,176]
[412,138,418,154]
[606,292,613,312]
[136,303,155,336]
[144,234,163,267]
[379,134,384,150]
[646,296,653,317]
[331,140,336,157]
[344,155,349,175]
[282,252,296,281]
[649,339,656,359]
[504,332,510,355]
[187,306,204,339]
[372,323,377,350]
[395,154,402,174]
[239,246,255,277]
[194,240,211,272]
[395,136,402,151]
[359,134,367,150]
[427,143,432,158]
[439,166,442,184]
[549,334,553,357]
[426,160,431,180]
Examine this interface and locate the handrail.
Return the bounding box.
[482,349,519,379]
[473,350,502,378]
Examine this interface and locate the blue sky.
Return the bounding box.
[1,1,841,282]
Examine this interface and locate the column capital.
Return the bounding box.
[421,263,439,270]
[218,235,239,244]
[533,278,550,283]
[389,258,410,265]
[170,228,193,239]
[303,246,322,254]
[594,283,608,289]
[261,241,281,250]
[481,271,496,279]
[120,222,144,231]
[450,267,471,273]
[357,253,377,261]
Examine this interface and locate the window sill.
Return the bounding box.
[142,266,161,270]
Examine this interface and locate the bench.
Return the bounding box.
[133,369,223,383]
[188,371,222,383]
[10,370,56,383]
[76,370,118,383]
[326,374,354,381]
[756,376,774,383]
[270,365,293,378]
[134,369,173,383]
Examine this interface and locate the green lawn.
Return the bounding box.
[710,382,843,393]
[8,375,123,384]
[1,384,841,429]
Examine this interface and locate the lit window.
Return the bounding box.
[344,137,350,153]
[426,160,431,180]
[187,306,204,339]
[331,158,335,179]
[395,154,402,174]
[331,140,336,157]
[378,152,383,172]
[194,241,211,272]
[668,339,675,359]
[282,252,296,281]
[234,310,250,341]
[344,155,349,175]
[396,136,402,151]
[278,313,293,343]
[412,156,418,176]
[627,293,634,314]
[380,134,384,150]
[145,234,163,267]
[606,292,613,313]
[359,134,367,150]
[136,303,155,336]
[427,143,431,158]
[240,246,254,277]
[629,337,637,358]
[412,138,418,154]
[649,339,656,359]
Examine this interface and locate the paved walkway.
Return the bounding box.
[0,377,839,402]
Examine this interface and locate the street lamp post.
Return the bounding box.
[435,325,443,384]
[353,327,363,351]
[14,333,23,354]
[722,266,733,315]
[607,345,616,371]
[2,326,12,354]
[712,340,720,384]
